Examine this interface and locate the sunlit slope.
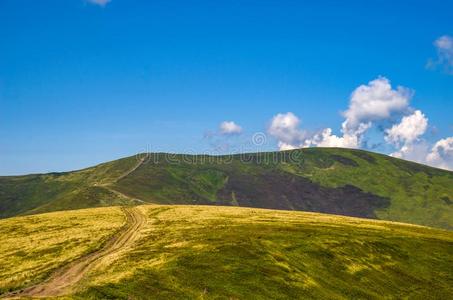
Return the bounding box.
[0,207,124,294]
[1,148,453,229]
[2,205,453,299]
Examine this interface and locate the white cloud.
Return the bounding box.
[426,137,453,170]
[342,77,412,135]
[306,128,364,148]
[268,77,412,151]
[267,112,306,149]
[386,110,429,160]
[429,35,453,74]
[390,142,432,165]
[219,121,242,135]
[266,77,453,171]
[382,111,453,170]
[385,110,428,146]
[307,77,411,149]
[87,0,111,6]
[383,113,453,170]
[278,142,298,151]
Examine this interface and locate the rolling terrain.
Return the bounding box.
[0,207,125,295]
[0,205,452,299]
[1,148,453,229]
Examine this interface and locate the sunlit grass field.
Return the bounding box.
[0,207,124,294]
[77,205,453,299]
[1,205,453,299]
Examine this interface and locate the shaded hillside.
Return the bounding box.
[1,148,453,229]
[1,205,453,299]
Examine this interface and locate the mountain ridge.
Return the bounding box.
[1,148,453,230]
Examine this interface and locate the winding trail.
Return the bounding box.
[114,154,148,183]
[8,207,146,299]
[100,153,149,204]
[104,185,146,204]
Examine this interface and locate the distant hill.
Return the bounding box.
[1,205,452,298]
[1,148,453,229]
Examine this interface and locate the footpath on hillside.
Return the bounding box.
[5,206,146,299]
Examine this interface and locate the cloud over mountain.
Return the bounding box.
[267,112,307,150]
[426,137,453,170]
[220,121,243,135]
[267,77,453,170]
[385,110,428,146]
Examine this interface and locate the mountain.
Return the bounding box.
[1,148,453,229]
[1,205,452,299]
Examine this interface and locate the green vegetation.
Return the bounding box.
[283,148,453,229]
[0,156,141,218]
[0,207,124,294]
[2,205,453,299]
[1,148,453,229]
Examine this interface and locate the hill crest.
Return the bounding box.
[1,148,452,230]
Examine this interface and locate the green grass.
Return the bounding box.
[0,207,124,294]
[75,205,453,299]
[114,149,453,229]
[282,148,453,229]
[2,205,452,299]
[0,156,139,218]
[1,148,453,230]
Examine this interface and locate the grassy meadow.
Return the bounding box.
[1,205,451,299]
[0,207,124,294]
[74,205,453,299]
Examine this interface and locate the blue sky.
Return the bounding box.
[1,0,453,175]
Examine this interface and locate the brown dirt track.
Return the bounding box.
[5,206,146,299]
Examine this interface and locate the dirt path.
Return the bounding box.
[104,185,146,204]
[101,153,149,204]
[8,207,146,299]
[114,154,148,183]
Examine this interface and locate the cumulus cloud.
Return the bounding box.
[265,76,453,170]
[305,128,364,148]
[383,111,453,170]
[342,77,412,135]
[383,113,453,170]
[426,137,453,170]
[277,142,298,151]
[307,77,412,149]
[268,77,412,150]
[219,121,243,135]
[390,142,431,164]
[385,110,428,146]
[204,121,243,153]
[385,110,429,159]
[267,112,306,149]
[428,35,453,74]
[87,0,111,6]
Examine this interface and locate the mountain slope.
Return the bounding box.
[0,207,124,294]
[1,148,453,229]
[0,156,142,218]
[1,205,452,299]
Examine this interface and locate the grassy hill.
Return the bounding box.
[1,205,452,299]
[0,207,124,294]
[1,148,453,229]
